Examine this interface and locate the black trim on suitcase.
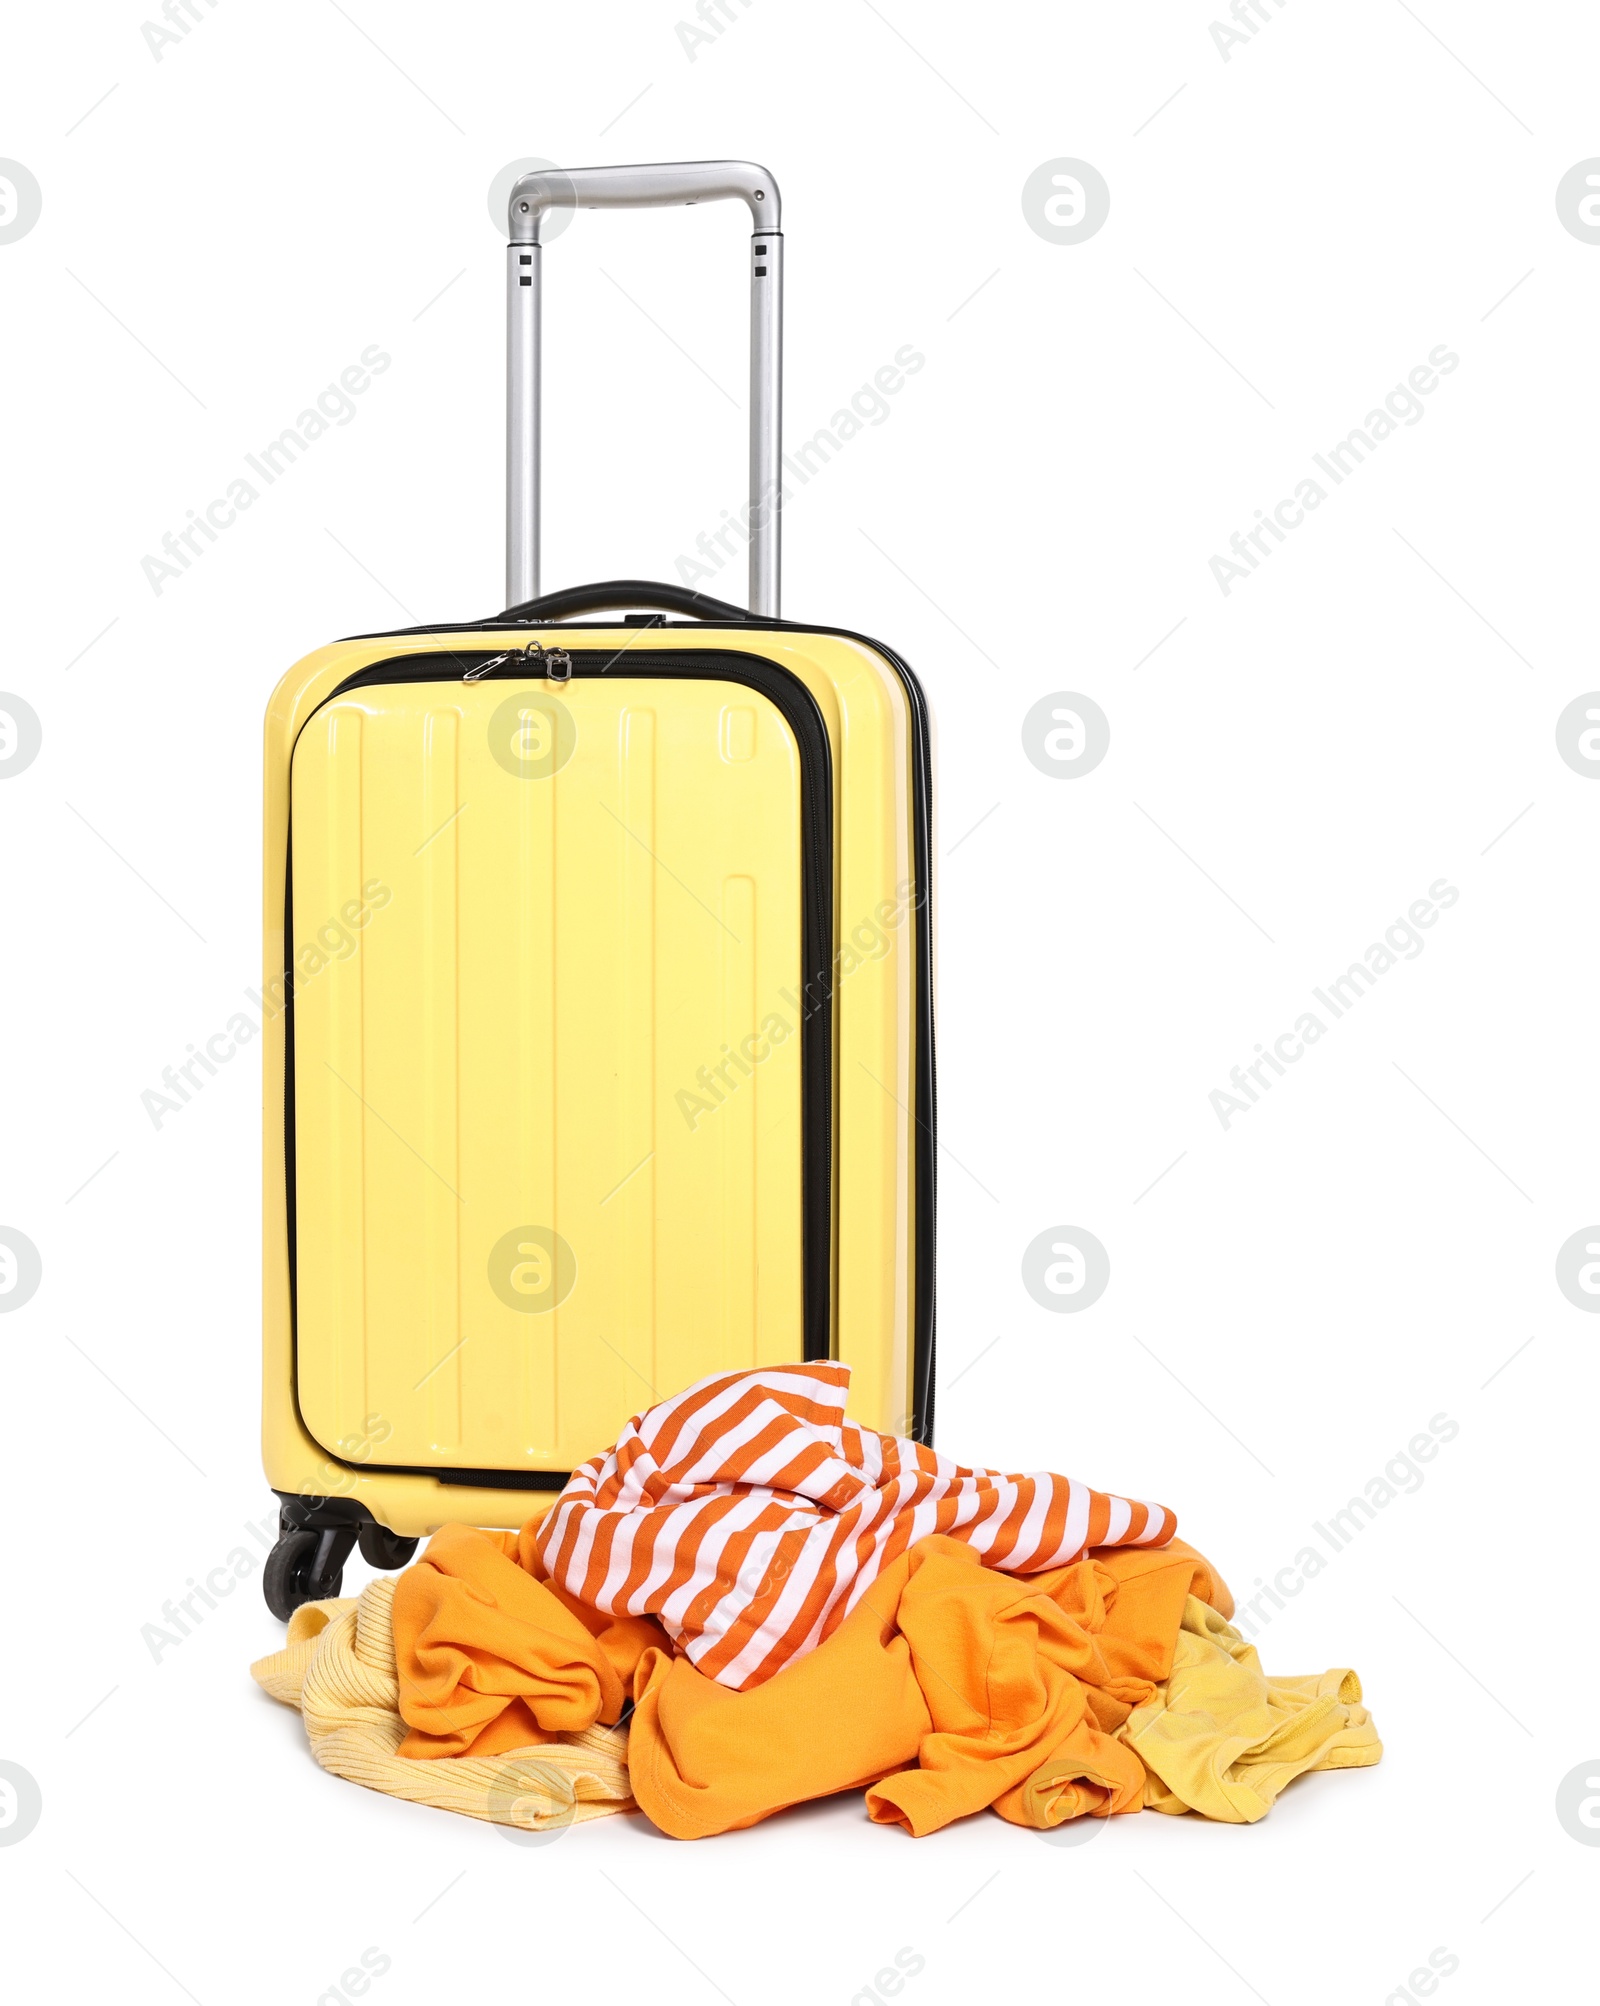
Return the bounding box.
[283,645,835,1492]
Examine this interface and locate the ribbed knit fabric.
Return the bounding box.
[251,1575,633,1833]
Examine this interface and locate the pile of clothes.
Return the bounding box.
[252,1364,1380,1838]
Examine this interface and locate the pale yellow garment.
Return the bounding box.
[1117,1596,1381,1823]
[250,1575,633,1834]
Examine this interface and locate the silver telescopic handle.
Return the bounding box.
[506,160,784,617]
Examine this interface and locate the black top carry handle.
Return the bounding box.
[499,579,758,625]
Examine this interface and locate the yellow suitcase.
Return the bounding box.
[260,162,935,1615]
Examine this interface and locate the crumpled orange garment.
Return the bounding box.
[633,1534,1231,1838]
[393,1516,1232,1838]
[392,1522,665,1761]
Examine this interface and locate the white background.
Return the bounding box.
[2,1,1596,1999]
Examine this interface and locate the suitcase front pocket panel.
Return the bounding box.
[288,665,824,1478]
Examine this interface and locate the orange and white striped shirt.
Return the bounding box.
[534,1363,1175,1691]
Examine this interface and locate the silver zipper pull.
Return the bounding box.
[462,650,515,682]
[463,643,572,684]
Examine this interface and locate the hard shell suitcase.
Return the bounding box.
[260,161,937,1615]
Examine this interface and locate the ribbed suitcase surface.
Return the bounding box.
[290,675,809,1476]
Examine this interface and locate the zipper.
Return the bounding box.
[286,646,836,1408]
[463,643,572,684]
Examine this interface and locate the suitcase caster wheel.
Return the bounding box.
[357,1524,419,1571]
[263,1527,354,1621]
